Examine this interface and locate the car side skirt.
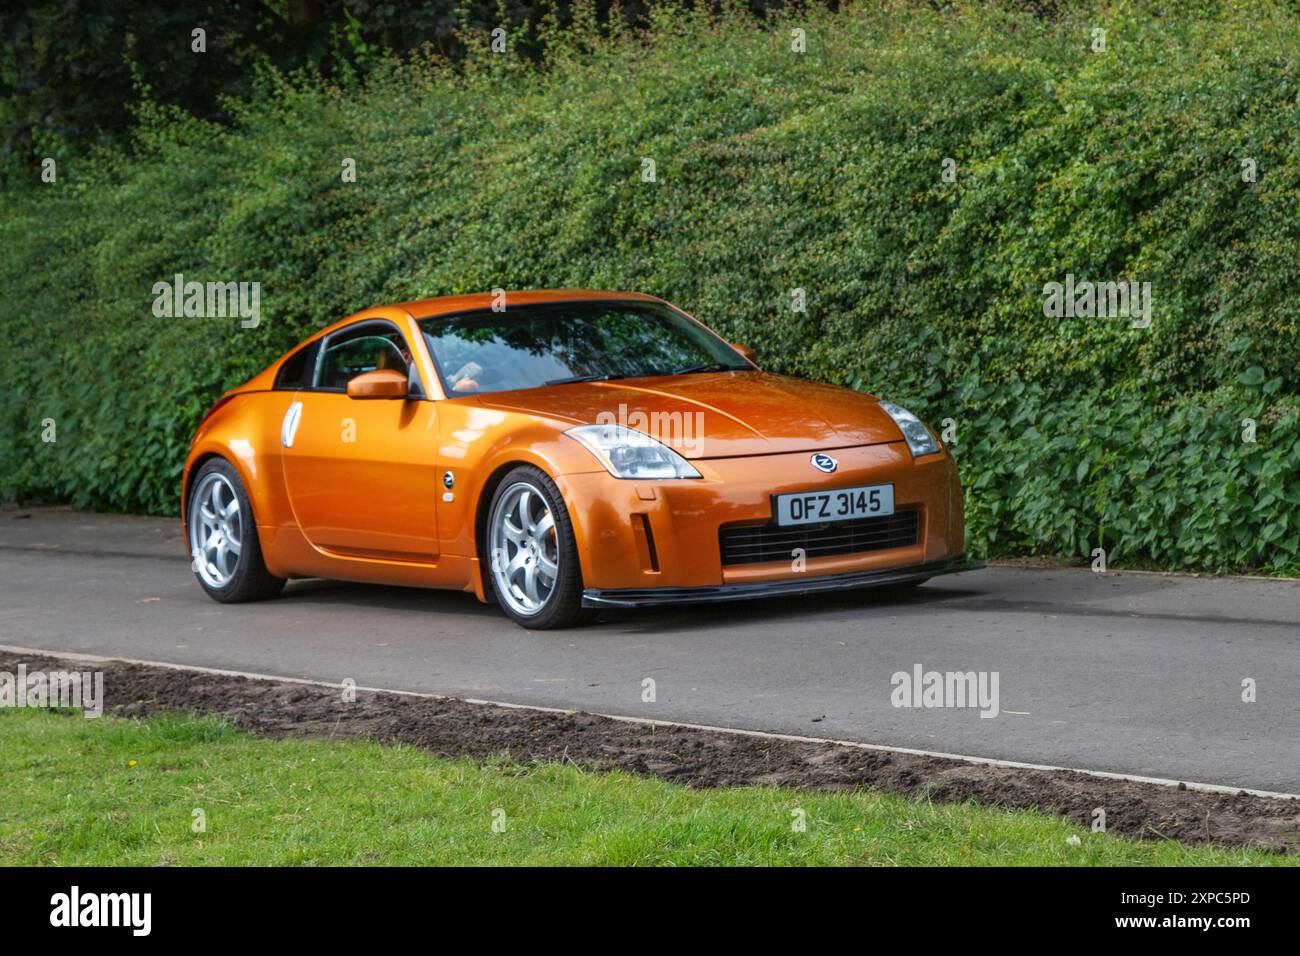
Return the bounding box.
[581,554,982,608]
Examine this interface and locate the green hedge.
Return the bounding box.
[2,0,1299,571]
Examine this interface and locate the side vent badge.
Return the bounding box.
[280,402,303,449]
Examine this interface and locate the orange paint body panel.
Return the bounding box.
[182,290,970,617]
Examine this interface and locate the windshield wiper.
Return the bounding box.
[544,374,608,385]
[543,372,639,386]
[545,364,742,385]
[666,362,744,375]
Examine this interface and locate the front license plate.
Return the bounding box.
[774,484,894,527]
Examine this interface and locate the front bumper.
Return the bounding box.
[581,554,981,608]
[560,441,966,593]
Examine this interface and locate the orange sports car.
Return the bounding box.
[183,290,975,628]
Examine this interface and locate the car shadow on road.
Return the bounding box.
[591,583,985,635]
[278,578,503,622]
[274,576,984,635]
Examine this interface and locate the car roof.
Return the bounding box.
[395,288,663,318]
[307,288,666,343]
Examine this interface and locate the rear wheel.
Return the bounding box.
[486,466,589,629]
[187,458,285,603]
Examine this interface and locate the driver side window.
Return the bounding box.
[315,324,412,391]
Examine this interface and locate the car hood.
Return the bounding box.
[472,371,904,459]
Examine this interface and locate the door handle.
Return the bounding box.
[281,401,303,448]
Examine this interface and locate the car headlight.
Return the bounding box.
[565,424,702,479]
[879,401,940,458]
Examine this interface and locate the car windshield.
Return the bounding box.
[417,300,751,395]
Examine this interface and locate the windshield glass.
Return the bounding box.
[418,300,750,395]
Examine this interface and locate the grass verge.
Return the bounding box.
[0,709,1290,866]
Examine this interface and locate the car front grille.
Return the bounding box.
[718,509,921,567]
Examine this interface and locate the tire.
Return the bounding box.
[485,465,590,629]
[187,458,286,603]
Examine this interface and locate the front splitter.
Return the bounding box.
[582,554,981,608]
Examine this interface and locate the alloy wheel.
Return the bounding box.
[489,481,560,616]
[189,472,243,589]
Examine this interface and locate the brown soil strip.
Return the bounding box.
[4,651,1297,853]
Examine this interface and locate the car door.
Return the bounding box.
[281,319,441,561]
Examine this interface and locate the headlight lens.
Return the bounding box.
[879,401,940,458]
[565,424,702,479]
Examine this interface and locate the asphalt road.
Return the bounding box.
[2,508,1297,794]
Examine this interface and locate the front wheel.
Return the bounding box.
[187,458,285,603]
[486,466,590,629]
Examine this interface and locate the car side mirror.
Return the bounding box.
[346,368,408,400]
[730,342,758,366]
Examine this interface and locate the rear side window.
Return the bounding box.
[315,324,412,391]
[275,342,318,390]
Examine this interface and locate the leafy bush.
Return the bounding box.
[2,0,1298,572]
